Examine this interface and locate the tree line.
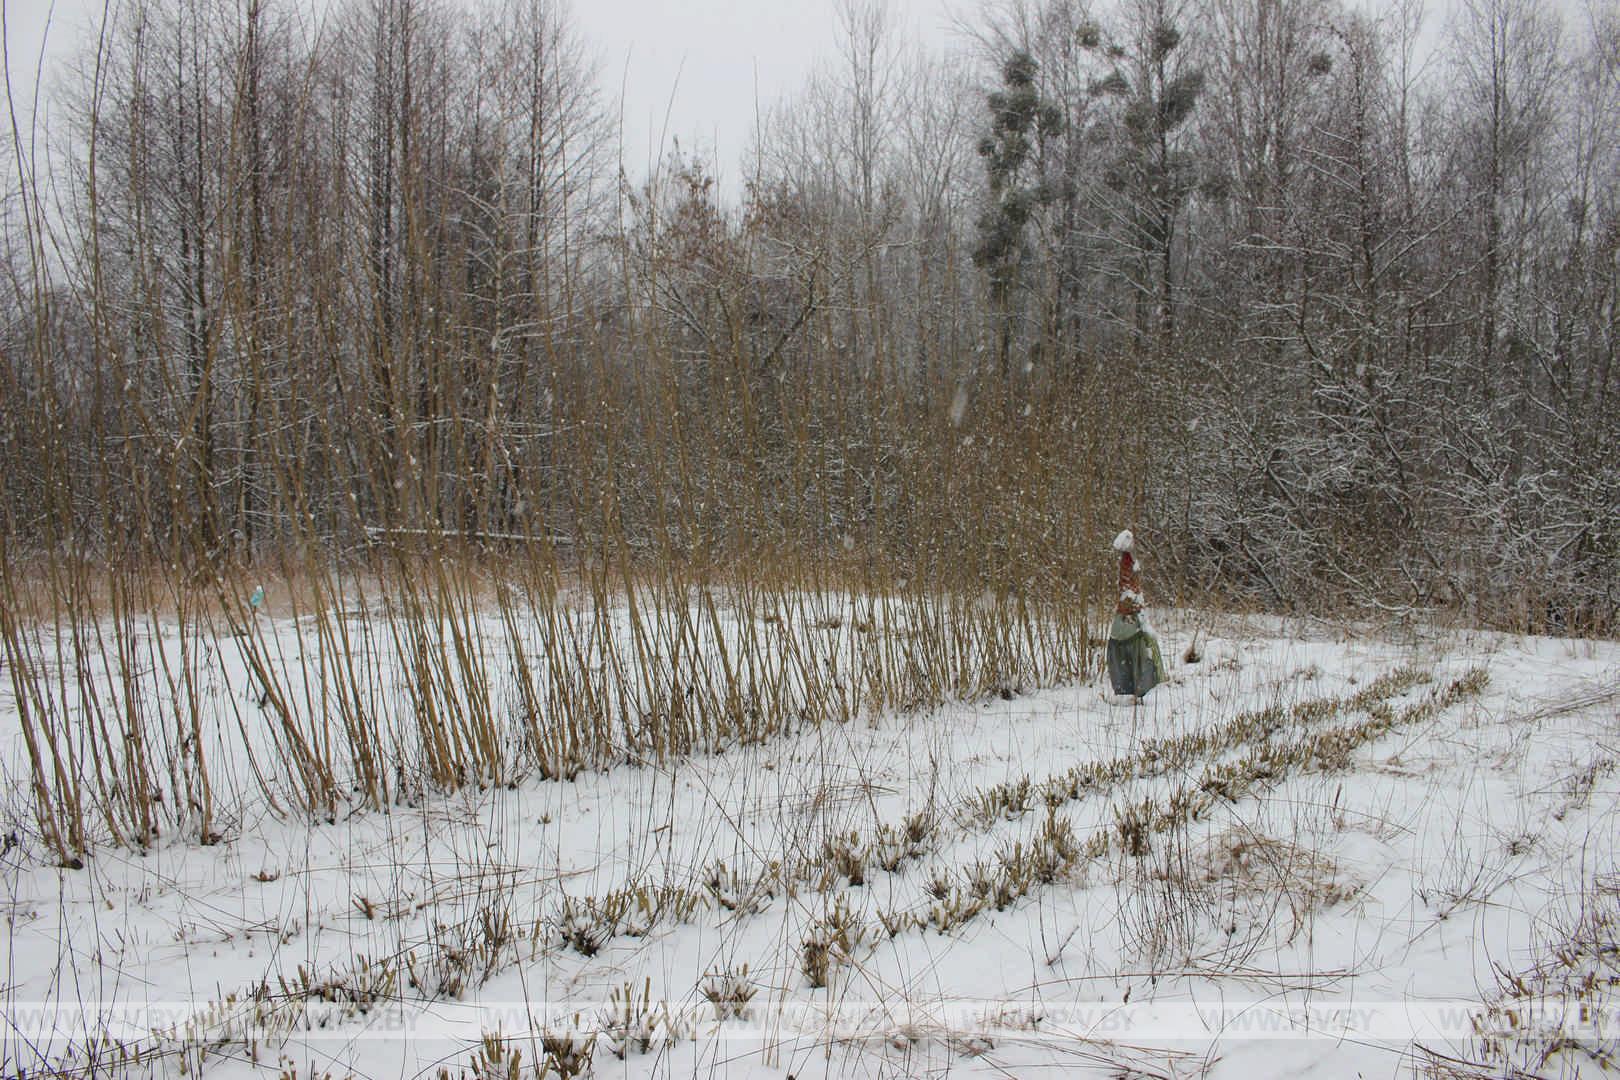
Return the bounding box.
[3,0,1616,631]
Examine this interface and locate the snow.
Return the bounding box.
[2,607,1617,1079]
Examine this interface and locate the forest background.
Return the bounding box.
[2,0,1616,634]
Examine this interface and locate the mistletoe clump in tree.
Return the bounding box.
[973,50,1064,380]
[1095,18,1204,349]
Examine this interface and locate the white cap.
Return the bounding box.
[1112,529,1135,553]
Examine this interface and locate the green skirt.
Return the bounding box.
[1107,614,1165,697]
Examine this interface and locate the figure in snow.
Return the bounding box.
[1106,529,1165,700]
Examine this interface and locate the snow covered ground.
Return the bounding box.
[2,607,1617,1079]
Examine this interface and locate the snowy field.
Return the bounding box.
[2,604,1618,1079]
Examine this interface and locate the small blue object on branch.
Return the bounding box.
[249,585,265,610]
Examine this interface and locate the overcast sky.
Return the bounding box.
[3,0,962,192]
[2,0,1596,194]
[574,0,960,187]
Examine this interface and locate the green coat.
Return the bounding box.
[1107,614,1165,697]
